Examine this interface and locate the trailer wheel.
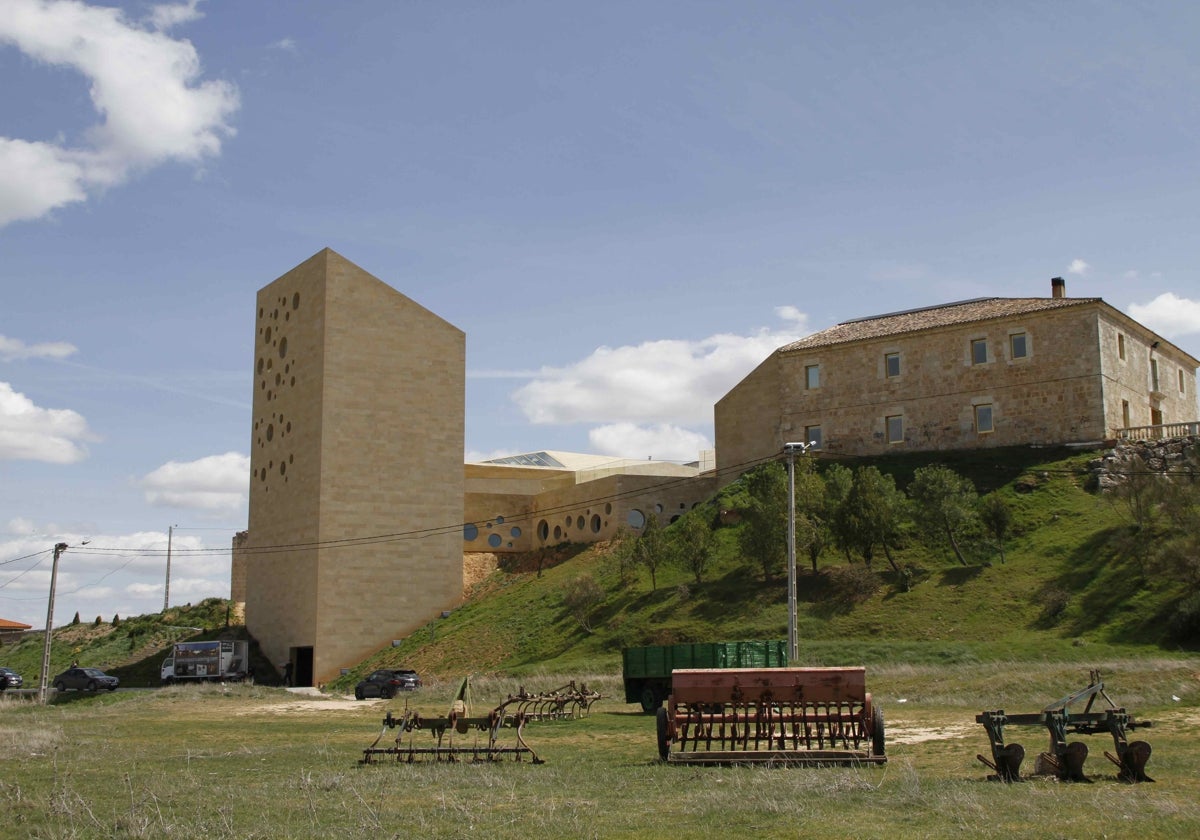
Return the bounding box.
[872,705,886,757]
[640,685,660,714]
[656,706,671,761]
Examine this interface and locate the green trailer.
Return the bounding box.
[622,640,788,713]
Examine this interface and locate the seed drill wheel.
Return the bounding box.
[871,704,886,758]
[656,707,671,761]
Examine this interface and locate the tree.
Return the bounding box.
[978,493,1012,563]
[908,465,979,565]
[833,466,905,573]
[823,463,855,563]
[793,458,830,573]
[634,513,668,590]
[672,511,717,584]
[737,462,789,581]
[561,574,605,633]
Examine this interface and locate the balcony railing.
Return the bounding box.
[1116,421,1200,441]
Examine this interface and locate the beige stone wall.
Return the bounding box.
[243,250,464,685]
[717,303,1139,467]
[1097,311,1199,432]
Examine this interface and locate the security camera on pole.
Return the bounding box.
[783,442,816,664]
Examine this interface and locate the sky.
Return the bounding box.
[2,0,1200,630]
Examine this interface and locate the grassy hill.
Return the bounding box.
[5,444,1196,692]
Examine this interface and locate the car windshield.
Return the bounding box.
[82,668,106,676]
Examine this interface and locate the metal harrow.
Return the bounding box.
[656,666,886,766]
[495,681,602,722]
[360,677,544,765]
[976,670,1153,783]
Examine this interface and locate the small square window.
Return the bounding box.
[886,415,903,444]
[975,404,993,434]
[1009,333,1027,359]
[805,364,820,390]
[805,425,822,450]
[971,339,988,365]
[885,352,900,378]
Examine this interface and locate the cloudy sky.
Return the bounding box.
[2,0,1199,628]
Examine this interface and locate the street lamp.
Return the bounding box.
[783,442,816,663]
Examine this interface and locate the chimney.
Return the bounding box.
[1051,276,1065,299]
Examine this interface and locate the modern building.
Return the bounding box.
[237,249,465,687]
[715,277,1200,480]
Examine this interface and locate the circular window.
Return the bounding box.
[670,515,681,524]
[605,503,612,515]
[256,358,264,374]
[279,336,288,358]
[488,533,502,548]
[264,327,272,344]
[655,503,664,513]
[463,523,479,541]
[292,292,300,309]
[266,424,274,442]
[510,526,521,538]
[628,509,646,529]
[496,515,505,524]
[576,515,584,530]
[537,520,549,541]
[280,462,286,476]
[554,525,562,540]
[590,514,601,533]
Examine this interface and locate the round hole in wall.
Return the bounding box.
[510,526,521,538]
[266,424,274,442]
[628,509,646,529]
[463,523,479,541]
[256,358,264,374]
[264,327,272,344]
[553,525,562,540]
[488,533,502,548]
[288,453,293,463]
[605,503,612,515]
[286,422,292,433]
[292,292,300,309]
[258,307,263,318]
[590,514,601,533]
[291,377,296,387]
[496,515,505,524]
[275,373,281,386]
[279,336,288,358]
[537,520,549,541]
[655,503,664,513]
[280,462,286,476]
[670,515,681,524]
[576,515,584,530]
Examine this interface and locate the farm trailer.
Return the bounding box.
[623,640,788,713]
[161,640,250,684]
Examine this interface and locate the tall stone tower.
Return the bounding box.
[241,249,464,686]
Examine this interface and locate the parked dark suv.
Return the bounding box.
[354,668,421,699]
[0,667,22,690]
[52,667,119,692]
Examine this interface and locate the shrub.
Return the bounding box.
[824,564,881,605]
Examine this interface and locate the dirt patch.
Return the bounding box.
[235,694,375,715]
[886,719,976,744]
[463,553,499,589]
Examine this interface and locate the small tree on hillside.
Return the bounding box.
[793,458,830,573]
[978,493,1012,563]
[908,465,979,565]
[833,466,905,573]
[634,513,668,590]
[737,462,789,582]
[672,511,717,584]
[823,463,855,563]
[561,573,605,633]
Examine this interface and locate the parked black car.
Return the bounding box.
[354,668,421,699]
[0,667,22,690]
[52,667,119,692]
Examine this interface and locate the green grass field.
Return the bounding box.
[2,660,1198,838]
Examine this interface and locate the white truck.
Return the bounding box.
[161,640,250,684]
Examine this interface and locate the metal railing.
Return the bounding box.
[1116,421,1200,441]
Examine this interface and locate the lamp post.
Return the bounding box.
[163,524,177,612]
[38,542,69,704]
[783,442,815,663]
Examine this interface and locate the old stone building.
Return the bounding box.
[715,278,1200,481]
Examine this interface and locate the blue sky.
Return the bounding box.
[2,0,1199,629]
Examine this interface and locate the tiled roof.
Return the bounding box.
[778,296,1101,353]
[0,617,33,630]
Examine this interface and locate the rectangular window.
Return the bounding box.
[805,425,822,451]
[805,364,820,390]
[1181,369,1186,393]
[1118,333,1126,360]
[1009,333,1027,359]
[974,404,994,434]
[1122,400,1130,428]
[885,352,900,378]
[971,338,988,365]
[886,415,903,444]
[1150,358,1160,392]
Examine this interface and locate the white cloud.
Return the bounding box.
[511,321,803,427]
[588,423,712,462]
[0,0,239,227]
[147,0,203,31]
[774,305,810,330]
[1068,259,1089,275]
[1128,292,1200,339]
[0,381,93,463]
[0,333,78,361]
[141,452,249,513]
[270,37,298,52]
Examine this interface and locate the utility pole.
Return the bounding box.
[39,542,68,704]
[163,524,177,612]
[783,442,815,664]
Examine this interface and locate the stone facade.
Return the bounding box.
[238,250,464,687]
[716,287,1199,481]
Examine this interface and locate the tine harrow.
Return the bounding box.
[360,677,545,765]
[976,670,1153,783]
[655,667,886,766]
[495,681,603,722]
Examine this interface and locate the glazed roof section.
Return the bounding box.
[778,296,1101,353]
